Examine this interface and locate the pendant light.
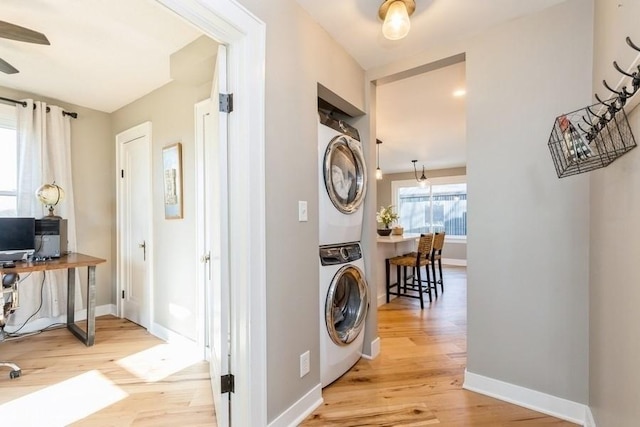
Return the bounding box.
[376,139,383,180]
[379,0,416,41]
[412,160,427,187]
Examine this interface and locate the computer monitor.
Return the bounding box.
[0,217,35,262]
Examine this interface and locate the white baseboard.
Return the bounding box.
[443,258,466,266]
[268,383,323,427]
[584,406,596,427]
[463,370,587,425]
[362,337,380,360]
[150,321,199,349]
[96,304,117,317]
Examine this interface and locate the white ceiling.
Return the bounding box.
[0,1,569,172]
[296,0,568,173]
[377,61,466,173]
[294,0,568,71]
[0,0,202,113]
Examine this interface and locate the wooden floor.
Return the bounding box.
[0,267,578,426]
[302,266,578,426]
[0,316,215,426]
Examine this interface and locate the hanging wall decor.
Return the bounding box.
[548,36,640,178]
[162,142,183,219]
[548,102,636,178]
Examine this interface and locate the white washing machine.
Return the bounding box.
[318,110,367,246]
[319,242,369,387]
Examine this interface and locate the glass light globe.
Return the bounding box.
[382,1,411,40]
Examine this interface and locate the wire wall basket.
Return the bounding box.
[548,36,640,178]
[548,103,636,178]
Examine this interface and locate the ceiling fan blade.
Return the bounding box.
[0,20,50,45]
[0,57,18,74]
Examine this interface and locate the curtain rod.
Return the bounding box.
[0,96,78,119]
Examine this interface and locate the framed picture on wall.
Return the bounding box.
[162,142,183,219]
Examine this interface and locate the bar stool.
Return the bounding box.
[385,233,434,309]
[431,232,445,293]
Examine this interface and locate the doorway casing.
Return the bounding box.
[155,1,267,425]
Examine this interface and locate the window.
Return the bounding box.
[392,176,467,239]
[0,103,17,217]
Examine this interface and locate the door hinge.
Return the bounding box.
[121,169,124,178]
[221,373,235,394]
[219,93,233,113]
[121,290,125,299]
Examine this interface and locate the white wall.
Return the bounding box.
[589,1,640,425]
[466,0,592,403]
[111,78,212,340]
[234,0,366,422]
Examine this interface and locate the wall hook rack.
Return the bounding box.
[547,35,640,178]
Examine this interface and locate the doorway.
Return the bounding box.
[116,122,153,330]
[152,1,268,425]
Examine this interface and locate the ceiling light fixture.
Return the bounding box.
[412,160,427,187]
[376,139,383,180]
[379,0,416,41]
[453,89,466,97]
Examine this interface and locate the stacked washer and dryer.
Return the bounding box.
[318,109,370,388]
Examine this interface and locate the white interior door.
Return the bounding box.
[117,123,152,329]
[196,44,230,427]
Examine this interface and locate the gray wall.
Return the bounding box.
[111,78,212,340]
[589,1,640,425]
[376,167,467,262]
[466,0,592,403]
[234,0,366,422]
[0,86,114,308]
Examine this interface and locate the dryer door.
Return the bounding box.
[323,135,367,214]
[325,264,369,345]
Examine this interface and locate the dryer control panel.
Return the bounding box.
[319,242,362,266]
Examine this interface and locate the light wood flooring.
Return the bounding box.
[302,266,578,426]
[0,316,215,426]
[0,267,578,426]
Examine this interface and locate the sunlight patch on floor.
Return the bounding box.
[116,342,202,382]
[0,370,127,426]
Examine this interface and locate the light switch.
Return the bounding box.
[298,201,308,222]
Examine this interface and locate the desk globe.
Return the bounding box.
[36,183,65,218]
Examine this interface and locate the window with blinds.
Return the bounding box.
[392,177,467,239]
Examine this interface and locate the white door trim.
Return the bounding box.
[115,121,154,328]
[155,1,267,426]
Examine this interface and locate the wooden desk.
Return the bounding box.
[0,253,106,346]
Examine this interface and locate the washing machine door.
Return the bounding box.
[323,135,367,214]
[325,264,369,345]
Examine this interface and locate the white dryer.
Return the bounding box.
[319,242,369,387]
[318,110,367,246]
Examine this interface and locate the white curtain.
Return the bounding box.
[9,99,79,330]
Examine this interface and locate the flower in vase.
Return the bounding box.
[376,205,399,228]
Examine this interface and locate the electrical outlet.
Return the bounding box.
[300,350,310,377]
[298,201,308,222]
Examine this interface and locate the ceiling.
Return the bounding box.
[377,60,466,173]
[296,0,568,173]
[294,0,568,71]
[0,0,202,113]
[0,1,569,172]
